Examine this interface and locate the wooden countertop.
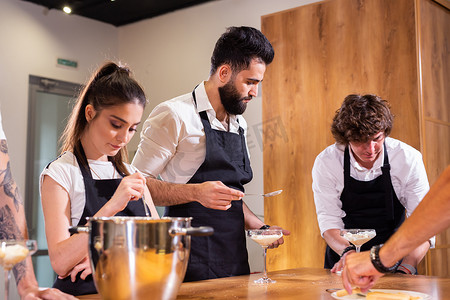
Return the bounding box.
[78,267,450,299]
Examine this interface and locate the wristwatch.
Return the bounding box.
[370,244,400,273]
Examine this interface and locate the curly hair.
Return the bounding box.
[331,94,394,145]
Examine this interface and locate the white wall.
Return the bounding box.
[0,0,118,195]
[0,0,321,295]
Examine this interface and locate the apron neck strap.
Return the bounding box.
[74,141,124,179]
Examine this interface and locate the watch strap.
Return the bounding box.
[370,244,400,273]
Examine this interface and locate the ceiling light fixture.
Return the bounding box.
[63,6,72,14]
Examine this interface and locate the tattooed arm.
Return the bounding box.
[0,139,76,299]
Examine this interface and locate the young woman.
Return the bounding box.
[40,61,159,296]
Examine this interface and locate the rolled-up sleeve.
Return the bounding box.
[132,104,180,177]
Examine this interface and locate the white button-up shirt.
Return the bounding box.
[132,81,248,184]
[0,111,5,140]
[312,137,430,238]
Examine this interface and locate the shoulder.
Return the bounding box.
[385,137,423,162]
[143,93,197,130]
[45,151,78,171]
[313,143,345,175]
[153,93,196,116]
[42,151,80,180]
[315,143,345,163]
[40,151,80,190]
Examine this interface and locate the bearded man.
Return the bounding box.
[132,26,289,282]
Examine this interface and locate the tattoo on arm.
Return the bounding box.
[0,140,7,154]
[0,139,23,212]
[0,205,22,239]
[0,205,27,284]
[12,261,27,285]
[0,162,22,212]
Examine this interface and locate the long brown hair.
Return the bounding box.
[61,61,147,175]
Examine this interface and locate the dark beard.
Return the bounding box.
[218,81,250,115]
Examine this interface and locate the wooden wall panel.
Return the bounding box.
[419,0,450,276]
[420,0,450,125]
[262,0,421,270]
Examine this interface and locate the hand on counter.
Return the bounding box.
[22,286,77,300]
[341,251,383,293]
[331,249,356,273]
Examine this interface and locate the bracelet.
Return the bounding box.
[370,244,401,273]
[259,225,271,230]
[341,245,356,257]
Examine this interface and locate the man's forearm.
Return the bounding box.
[16,257,39,297]
[323,229,351,255]
[400,240,430,268]
[243,202,264,229]
[380,165,450,267]
[146,177,196,206]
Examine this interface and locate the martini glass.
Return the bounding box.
[340,229,376,253]
[0,240,37,300]
[247,228,283,284]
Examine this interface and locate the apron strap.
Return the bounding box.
[343,146,351,188]
[74,141,94,179]
[381,142,395,220]
[74,141,124,179]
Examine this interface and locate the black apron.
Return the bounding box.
[165,89,253,282]
[324,143,405,268]
[51,145,149,296]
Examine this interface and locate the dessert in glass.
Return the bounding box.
[340,229,376,253]
[247,228,283,284]
[0,240,37,300]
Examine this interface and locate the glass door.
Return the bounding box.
[26,75,80,287]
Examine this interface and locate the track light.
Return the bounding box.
[63,6,72,14]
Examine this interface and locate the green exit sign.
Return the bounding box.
[57,58,78,68]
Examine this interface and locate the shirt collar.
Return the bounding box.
[193,81,213,113]
[193,81,241,131]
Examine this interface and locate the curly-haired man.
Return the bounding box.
[312,94,431,275]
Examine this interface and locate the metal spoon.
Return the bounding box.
[246,189,283,197]
[142,193,150,217]
[135,171,150,217]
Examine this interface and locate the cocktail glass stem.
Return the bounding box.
[5,269,10,300]
[262,247,268,281]
[255,246,275,284]
[355,245,361,253]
